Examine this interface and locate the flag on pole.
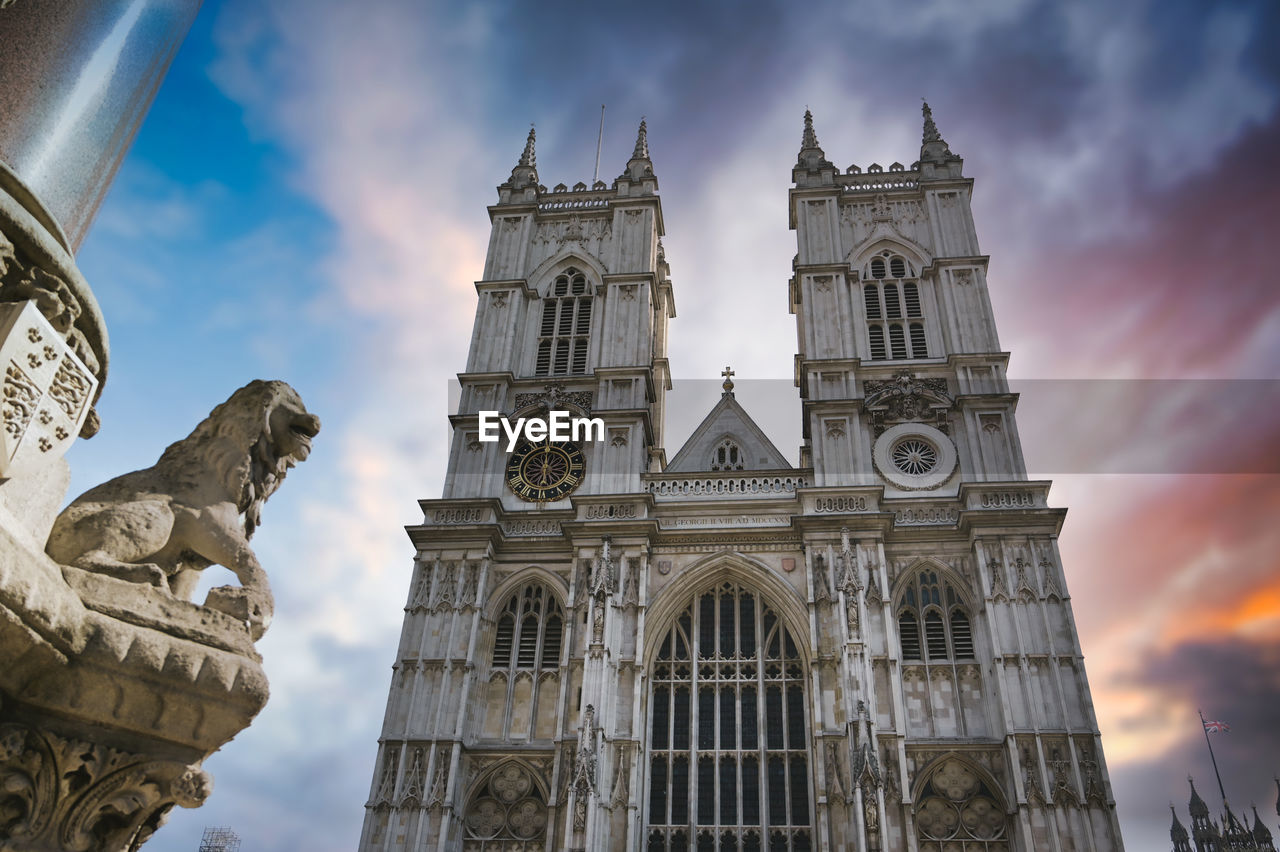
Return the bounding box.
[1202,719,1230,733]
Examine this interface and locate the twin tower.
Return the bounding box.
[358,107,1126,852]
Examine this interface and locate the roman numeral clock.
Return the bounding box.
[505,437,586,503]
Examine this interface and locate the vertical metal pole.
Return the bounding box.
[593,105,605,184]
[1199,709,1229,806]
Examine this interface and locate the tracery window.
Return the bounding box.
[492,583,564,672]
[535,268,593,376]
[647,582,813,852]
[896,570,974,662]
[462,763,549,850]
[914,759,1009,850]
[710,438,744,471]
[863,252,928,360]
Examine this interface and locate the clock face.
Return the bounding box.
[506,440,586,502]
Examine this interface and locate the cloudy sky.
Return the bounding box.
[62,0,1280,849]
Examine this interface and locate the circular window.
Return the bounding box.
[891,438,938,475]
[872,423,957,491]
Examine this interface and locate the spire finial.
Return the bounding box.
[802,108,820,150]
[721,365,735,394]
[632,117,649,161]
[519,124,536,168]
[922,100,941,143]
[919,101,957,166]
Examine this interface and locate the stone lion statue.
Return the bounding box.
[46,380,320,639]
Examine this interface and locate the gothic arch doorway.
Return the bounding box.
[645,580,814,851]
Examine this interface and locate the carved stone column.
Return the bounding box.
[0,6,290,850]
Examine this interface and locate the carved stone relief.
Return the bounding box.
[0,723,211,852]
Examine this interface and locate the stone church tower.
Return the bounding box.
[358,107,1126,851]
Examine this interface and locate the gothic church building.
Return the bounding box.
[359,107,1125,852]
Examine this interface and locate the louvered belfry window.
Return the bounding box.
[647,583,813,851]
[535,268,593,376]
[491,583,563,672]
[863,252,928,361]
[895,570,974,662]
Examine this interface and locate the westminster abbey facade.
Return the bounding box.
[358,106,1126,851]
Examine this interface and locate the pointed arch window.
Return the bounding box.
[864,252,929,361]
[895,570,975,662]
[647,582,813,851]
[535,268,593,376]
[710,438,745,471]
[491,583,564,672]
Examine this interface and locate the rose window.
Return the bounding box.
[891,438,938,475]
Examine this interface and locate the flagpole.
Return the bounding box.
[1199,708,1229,806]
[593,105,605,184]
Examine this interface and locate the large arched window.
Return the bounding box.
[647,582,813,851]
[896,569,974,662]
[480,582,565,742]
[863,251,928,361]
[535,268,593,376]
[914,758,1009,850]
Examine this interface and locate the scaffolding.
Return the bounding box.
[198,826,241,852]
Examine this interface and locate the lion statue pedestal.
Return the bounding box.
[0,380,319,851]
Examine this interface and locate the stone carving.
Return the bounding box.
[374,750,399,807]
[427,755,448,807]
[1049,748,1079,807]
[571,705,598,831]
[399,748,427,807]
[845,595,860,637]
[1014,557,1038,599]
[838,528,861,594]
[988,558,1008,599]
[1040,558,1063,600]
[591,598,606,644]
[883,751,901,803]
[433,561,457,611]
[0,723,211,852]
[1,301,99,475]
[514,383,592,415]
[622,557,640,606]
[850,701,881,789]
[458,561,479,607]
[46,380,320,639]
[1023,748,1045,805]
[590,537,616,597]
[611,745,630,806]
[0,230,102,392]
[812,553,831,602]
[1079,745,1106,806]
[409,561,434,611]
[863,370,953,437]
[825,740,849,804]
[3,361,38,437]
